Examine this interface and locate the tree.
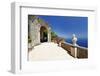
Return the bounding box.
[51,31,58,39]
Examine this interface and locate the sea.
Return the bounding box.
[66,38,88,48]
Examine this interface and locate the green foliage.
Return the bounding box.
[51,31,58,39]
[37,18,43,23]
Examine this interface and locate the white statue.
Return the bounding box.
[72,34,77,46]
[72,34,78,58]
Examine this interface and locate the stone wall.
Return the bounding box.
[28,16,51,48]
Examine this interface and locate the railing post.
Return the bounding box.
[58,41,61,47]
[72,34,78,58]
[74,46,77,58]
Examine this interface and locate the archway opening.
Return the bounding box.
[40,26,48,43]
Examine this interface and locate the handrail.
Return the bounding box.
[63,42,87,50]
[61,42,88,58]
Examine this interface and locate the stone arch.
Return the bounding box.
[40,26,48,43]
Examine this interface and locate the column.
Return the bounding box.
[48,27,51,42]
[72,34,78,58]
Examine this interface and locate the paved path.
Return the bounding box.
[29,42,73,61]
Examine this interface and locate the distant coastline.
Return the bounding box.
[66,38,88,48]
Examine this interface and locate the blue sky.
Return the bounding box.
[38,15,88,39]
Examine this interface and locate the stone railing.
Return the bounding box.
[61,42,88,58]
[77,46,88,58]
[59,34,88,58]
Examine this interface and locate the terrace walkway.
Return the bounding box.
[29,42,73,61]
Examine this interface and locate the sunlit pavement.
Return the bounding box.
[29,42,73,61]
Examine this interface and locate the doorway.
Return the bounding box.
[40,26,48,43]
